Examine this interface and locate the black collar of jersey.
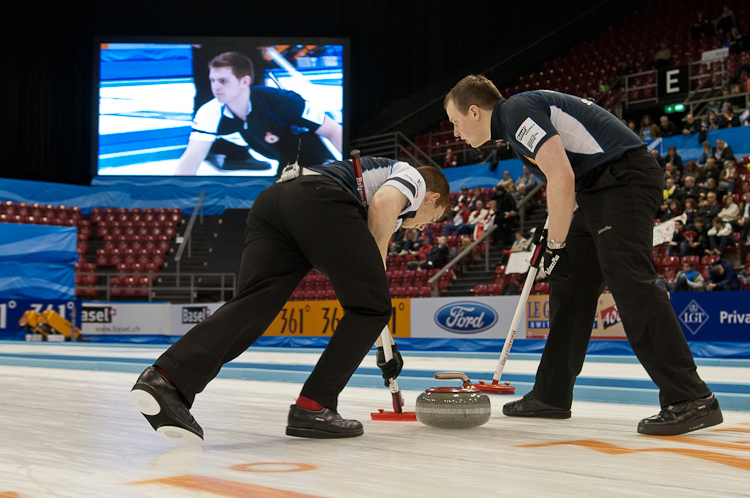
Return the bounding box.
[490,99,508,142]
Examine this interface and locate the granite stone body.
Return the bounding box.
[415,390,491,429]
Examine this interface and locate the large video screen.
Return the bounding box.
[94,38,348,177]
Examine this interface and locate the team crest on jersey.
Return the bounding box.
[265,132,280,144]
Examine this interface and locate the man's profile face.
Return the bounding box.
[209,66,250,104]
[401,197,446,231]
[446,99,491,148]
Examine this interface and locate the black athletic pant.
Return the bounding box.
[155,174,393,411]
[533,148,711,409]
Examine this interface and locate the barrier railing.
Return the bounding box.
[427,224,498,297]
[174,190,205,275]
[352,132,441,169]
[75,271,236,303]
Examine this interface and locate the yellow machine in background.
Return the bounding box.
[18,309,83,341]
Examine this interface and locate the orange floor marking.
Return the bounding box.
[0,493,19,498]
[713,427,750,434]
[129,475,325,497]
[231,462,318,473]
[645,435,750,452]
[519,439,750,472]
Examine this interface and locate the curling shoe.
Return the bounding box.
[129,366,204,446]
[286,405,364,439]
[502,391,571,419]
[637,393,722,436]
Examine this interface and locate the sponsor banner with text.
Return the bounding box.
[169,303,226,336]
[264,299,411,338]
[0,298,81,338]
[526,293,626,340]
[671,291,750,342]
[81,302,170,336]
[410,296,521,339]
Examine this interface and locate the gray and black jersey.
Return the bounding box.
[309,157,425,231]
[490,90,644,191]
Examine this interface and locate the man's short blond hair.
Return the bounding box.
[444,75,503,114]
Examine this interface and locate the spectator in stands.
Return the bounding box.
[649,42,672,70]
[418,236,449,270]
[719,160,738,192]
[717,104,740,129]
[443,148,458,169]
[714,5,736,34]
[388,230,406,255]
[466,199,490,235]
[683,161,704,185]
[639,115,660,140]
[718,192,741,224]
[663,146,681,171]
[657,259,705,293]
[455,186,470,210]
[627,120,637,133]
[491,186,518,247]
[676,176,704,204]
[707,216,736,256]
[651,148,666,169]
[510,231,531,253]
[444,204,471,237]
[516,166,538,190]
[704,110,720,132]
[728,26,748,55]
[698,191,721,225]
[667,219,687,257]
[661,198,682,223]
[691,12,713,39]
[659,116,678,138]
[704,158,722,185]
[685,216,710,256]
[697,141,712,165]
[665,165,679,185]
[711,138,734,167]
[737,191,750,245]
[467,147,485,165]
[449,237,473,265]
[663,177,678,205]
[497,170,514,191]
[704,178,720,198]
[511,183,524,203]
[467,187,485,211]
[682,114,701,135]
[416,235,432,262]
[400,229,423,255]
[683,197,698,226]
[707,258,740,291]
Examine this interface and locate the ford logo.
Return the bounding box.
[434,301,498,334]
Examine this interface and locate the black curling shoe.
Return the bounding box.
[502,391,572,419]
[286,405,364,439]
[129,366,204,446]
[637,394,723,436]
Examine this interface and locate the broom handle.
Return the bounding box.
[492,216,549,382]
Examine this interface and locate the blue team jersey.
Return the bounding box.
[490,90,645,191]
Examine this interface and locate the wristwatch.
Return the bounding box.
[547,238,566,249]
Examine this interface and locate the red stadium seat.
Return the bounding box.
[472,285,488,296]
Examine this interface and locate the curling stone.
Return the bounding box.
[415,372,491,429]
